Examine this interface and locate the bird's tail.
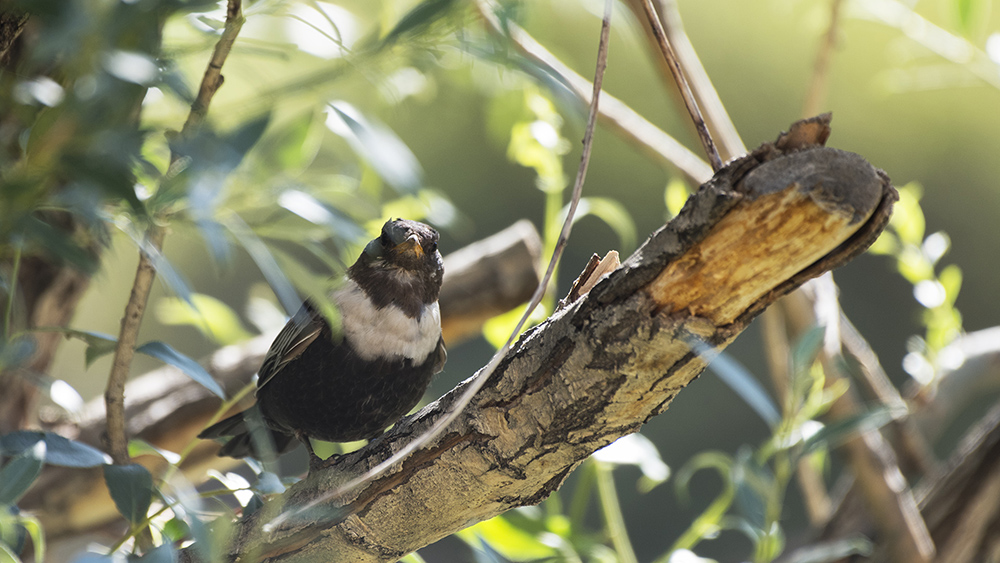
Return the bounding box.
[198,405,296,460]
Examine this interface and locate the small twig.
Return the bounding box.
[637,0,722,171]
[266,0,615,531]
[633,0,746,160]
[181,0,245,140]
[802,0,844,118]
[104,227,165,466]
[105,0,245,470]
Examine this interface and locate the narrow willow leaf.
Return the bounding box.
[0,431,110,467]
[688,338,780,426]
[799,407,898,456]
[136,341,225,398]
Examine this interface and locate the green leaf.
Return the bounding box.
[799,407,898,456]
[459,515,556,561]
[665,178,690,218]
[592,433,670,491]
[264,111,324,172]
[136,341,225,398]
[0,541,20,563]
[0,441,45,504]
[670,452,736,553]
[890,183,925,246]
[127,439,181,464]
[939,264,963,306]
[103,464,154,526]
[46,328,117,368]
[691,339,780,427]
[327,103,422,193]
[128,543,176,563]
[481,303,547,350]
[155,293,253,346]
[381,0,456,46]
[225,113,272,163]
[570,197,637,252]
[0,431,110,467]
[15,516,42,563]
[225,216,302,317]
[792,326,826,377]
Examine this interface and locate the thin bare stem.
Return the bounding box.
[802,0,844,118]
[639,0,746,160]
[637,0,722,171]
[181,0,245,139]
[104,227,165,466]
[265,0,615,531]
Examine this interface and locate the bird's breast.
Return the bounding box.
[334,280,441,363]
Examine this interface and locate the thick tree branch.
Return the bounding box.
[205,118,895,562]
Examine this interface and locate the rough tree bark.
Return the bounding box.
[191,116,895,563]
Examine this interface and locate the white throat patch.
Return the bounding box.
[334,279,441,362]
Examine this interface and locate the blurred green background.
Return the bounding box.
[27,0,1000,559]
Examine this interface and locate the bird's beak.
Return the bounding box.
[394,234,424,258]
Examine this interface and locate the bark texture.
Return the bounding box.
[210,118,896,563]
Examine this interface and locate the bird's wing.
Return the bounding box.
[432,336,447,374]
[256,302,325,392]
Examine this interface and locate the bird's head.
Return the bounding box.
[350,219,444,309]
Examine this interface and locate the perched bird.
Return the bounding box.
[199,219,446,464]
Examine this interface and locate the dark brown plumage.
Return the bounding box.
[198,219,446,462]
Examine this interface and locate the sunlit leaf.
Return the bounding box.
[592,433,670,491]
[327,103,422,193]
[225,215,302,316]
[15,515,43,563]
[103,464,154,525]
[0,541,20,563]
[155,293,253,346]
[263,111,325,173]
[0,431,110,467]
[481,303,548,350]
[0,440,45,504]
[128,439,181,464]
[569,197,637,252]
[458,515,555,562]
[381,0,456,47]
[665,178,690,218]
[939,264,962,306]
[890,183,925,246]
[278,189,364,241]
[136,341,225,398]
[799,407,899,456]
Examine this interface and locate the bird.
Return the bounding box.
[199,218,446,466]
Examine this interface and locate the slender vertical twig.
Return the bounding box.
[266,0,616,531]
[802,0,844,118]
[104,0,245,467]
[637,0,722,171]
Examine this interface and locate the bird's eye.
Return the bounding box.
[380,231,391,247]
[429,242,438,253]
